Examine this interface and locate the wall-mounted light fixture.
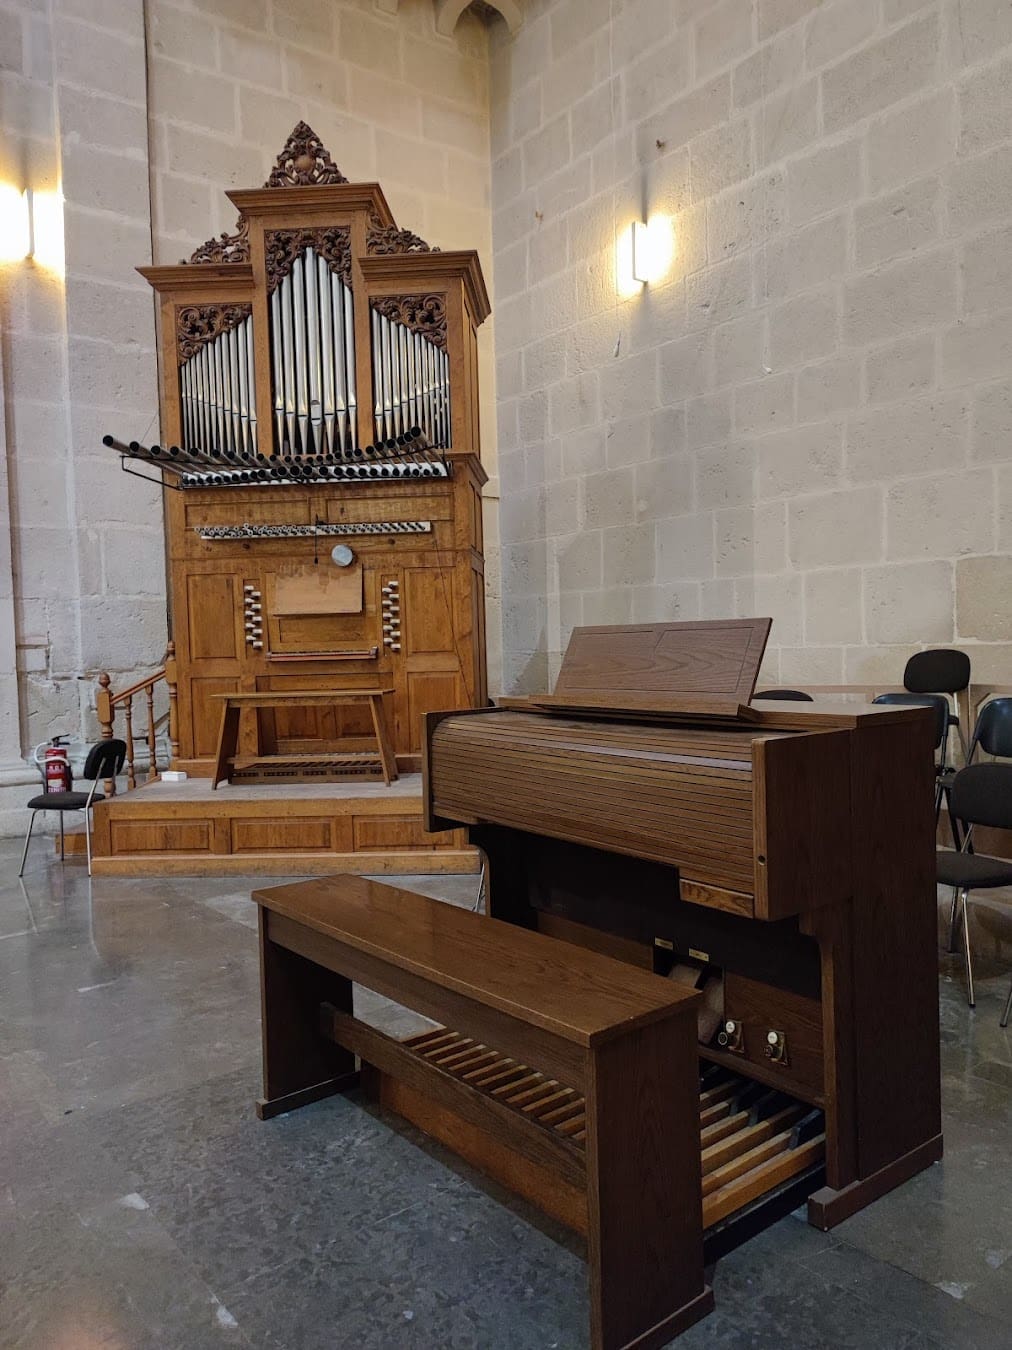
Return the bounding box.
[632,217,674,285]
[0,185,65,274]
[0,184,31,262]
[616,215,675,299]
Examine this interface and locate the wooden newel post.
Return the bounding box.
[165,639,179,766]
[96,672,117,797]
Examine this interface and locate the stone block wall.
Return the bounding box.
[0,0,161,833]
[490,0,1012,693]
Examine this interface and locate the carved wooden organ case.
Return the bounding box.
[137,124,490,775]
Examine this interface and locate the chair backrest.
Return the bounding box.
[949,762,1012,830]
[903,648,970,695]
[872,692,948,750]
[970,697,1012,761]
[753,688,814,702]
[82,738,126,782]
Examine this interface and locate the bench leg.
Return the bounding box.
[584,1018,713,1350]
[257,908,359,1120]
[211,702,241,790]
[367,694,398,785]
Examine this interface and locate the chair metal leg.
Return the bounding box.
[938,784,961,850]
[18,811,38,877]
[1001,980,1012,1029]
[959,888,975,1008]
[85,807,93,877]
[947,886,960,953]
[955,718,969,766]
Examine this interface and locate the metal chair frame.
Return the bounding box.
[903,649,971,768]
[945,824,977,1004]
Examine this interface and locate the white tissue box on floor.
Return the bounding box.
[161,770,188,783]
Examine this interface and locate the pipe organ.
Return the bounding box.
[121,124,489,779]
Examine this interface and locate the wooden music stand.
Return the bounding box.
[529,618,772,722]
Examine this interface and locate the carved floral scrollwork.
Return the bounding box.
[263,121,349,188]
[263,226,352,293]
[176,303,252,364]
[366,213,439,256]
[370,293,447,349]
[185,215,250,266]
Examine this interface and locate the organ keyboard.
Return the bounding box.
[424,620,943,1241]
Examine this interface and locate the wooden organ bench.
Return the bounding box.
[211,689,398,789]
[254,874,718,1350]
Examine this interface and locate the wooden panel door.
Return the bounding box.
[400,567,468,753]
[176,567,245,763]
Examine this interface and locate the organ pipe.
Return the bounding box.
[176,259,453,461]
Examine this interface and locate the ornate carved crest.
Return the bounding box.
[264,226,352,292]
[185,215,250,266]
[370,293,447,349]
[263,121,348,188]
[176,303,252,363]
[367,214,439,256]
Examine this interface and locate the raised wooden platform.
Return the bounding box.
[89,773,477,876]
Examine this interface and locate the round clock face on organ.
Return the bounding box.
[330,544,355,567]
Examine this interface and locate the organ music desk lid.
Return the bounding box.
[527,618,772,723]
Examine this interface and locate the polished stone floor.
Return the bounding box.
[1,840,1010,1349]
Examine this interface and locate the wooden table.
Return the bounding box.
[211,689,397,789]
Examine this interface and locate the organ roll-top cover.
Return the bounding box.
[424,619,930,922]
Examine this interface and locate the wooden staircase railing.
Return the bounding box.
[96,642,178,795]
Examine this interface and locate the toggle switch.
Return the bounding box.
[717,1019,744,1054]
[763,1030,788,1065]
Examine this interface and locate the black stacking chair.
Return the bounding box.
[936,697,1012,849]
[19,739,126,878]
[904,649,971,766]
[937,763,1012,1014]
[966,696,1012,763]
[872,693,957,844]
[753,689,814,701]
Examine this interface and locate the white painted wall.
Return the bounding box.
[490,0,1012,695]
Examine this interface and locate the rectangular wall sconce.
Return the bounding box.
[0,184,31,262]
[631,216,674,286]
[0,184,65,274]
[632,220,651,284]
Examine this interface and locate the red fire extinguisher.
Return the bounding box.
[44,736,72,794]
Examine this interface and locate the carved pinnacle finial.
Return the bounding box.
[264,121,349,188]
